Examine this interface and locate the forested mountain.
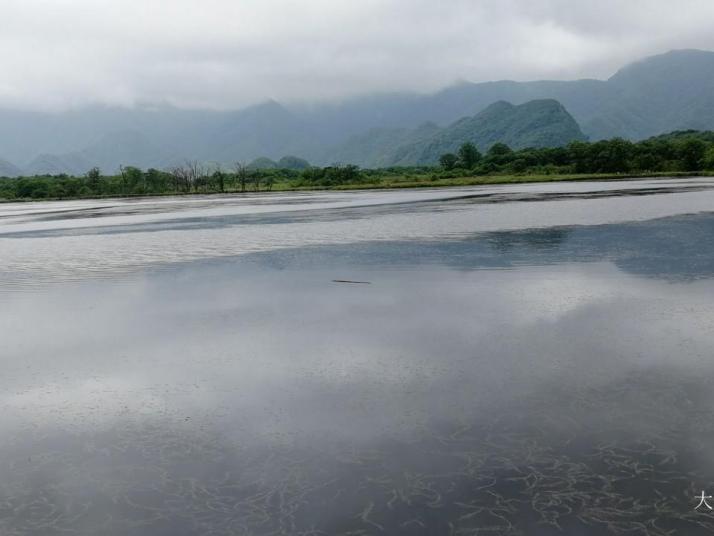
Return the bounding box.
[328,122,442,168]
[313,49,714,144]
[333,100,585,167]
[1,49,714,175]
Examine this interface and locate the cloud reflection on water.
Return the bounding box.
[3,183,714,533]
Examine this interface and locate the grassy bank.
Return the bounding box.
[1,171,711,203]
[319,171,711,191]
[4,131,714,202]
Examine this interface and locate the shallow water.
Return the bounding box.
[2,179,714,535]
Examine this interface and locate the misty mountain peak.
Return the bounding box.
[609,49,714,86]
[3,49,714,172]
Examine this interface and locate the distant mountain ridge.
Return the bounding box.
[334,100,586,167]
[0,158,22,178]
[1,49,714,175]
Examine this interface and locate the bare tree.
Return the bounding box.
[234,162,249,193]
[186,160,198,192]
[119,165,127,194]
[211,164,226,193]
[169,165,190,192]
[183,160,209,192]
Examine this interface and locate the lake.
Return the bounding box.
[2,178,714,535]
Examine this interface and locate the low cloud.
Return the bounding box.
[1,0,713,110]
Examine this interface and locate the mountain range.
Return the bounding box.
[333,99,586,167]
[1,49,714,175]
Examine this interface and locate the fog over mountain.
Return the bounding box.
[4,0,714,109]
[333,100,587,168]
[2,49,714,174]
[2,0,714,175]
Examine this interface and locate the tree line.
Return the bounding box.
[438,132,714,175]
[0,161,283,200]
[0,160,369,200]
[2,131,714,200]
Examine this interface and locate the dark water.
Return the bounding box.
[2,179,714,535]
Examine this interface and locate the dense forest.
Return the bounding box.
[331,99,587,167]
[1,131,714,201]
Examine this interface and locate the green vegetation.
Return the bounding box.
[278,155,311,170]
[333,99,586,168]
[2,131,714,201]
[2,50,714,177]
[247,157,278,170]
[433,131,714,176]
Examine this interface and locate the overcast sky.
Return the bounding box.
[1,0,714,111]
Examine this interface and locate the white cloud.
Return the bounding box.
[0,0,713,110]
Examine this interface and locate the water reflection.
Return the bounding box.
[3,178,714,290]
[2,182,714,534]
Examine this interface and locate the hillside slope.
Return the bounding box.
[1,49,713,172]
[334,100,586,167]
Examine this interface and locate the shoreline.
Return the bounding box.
[1,171,710,204]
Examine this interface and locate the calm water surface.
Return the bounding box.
[2,179,714,535]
